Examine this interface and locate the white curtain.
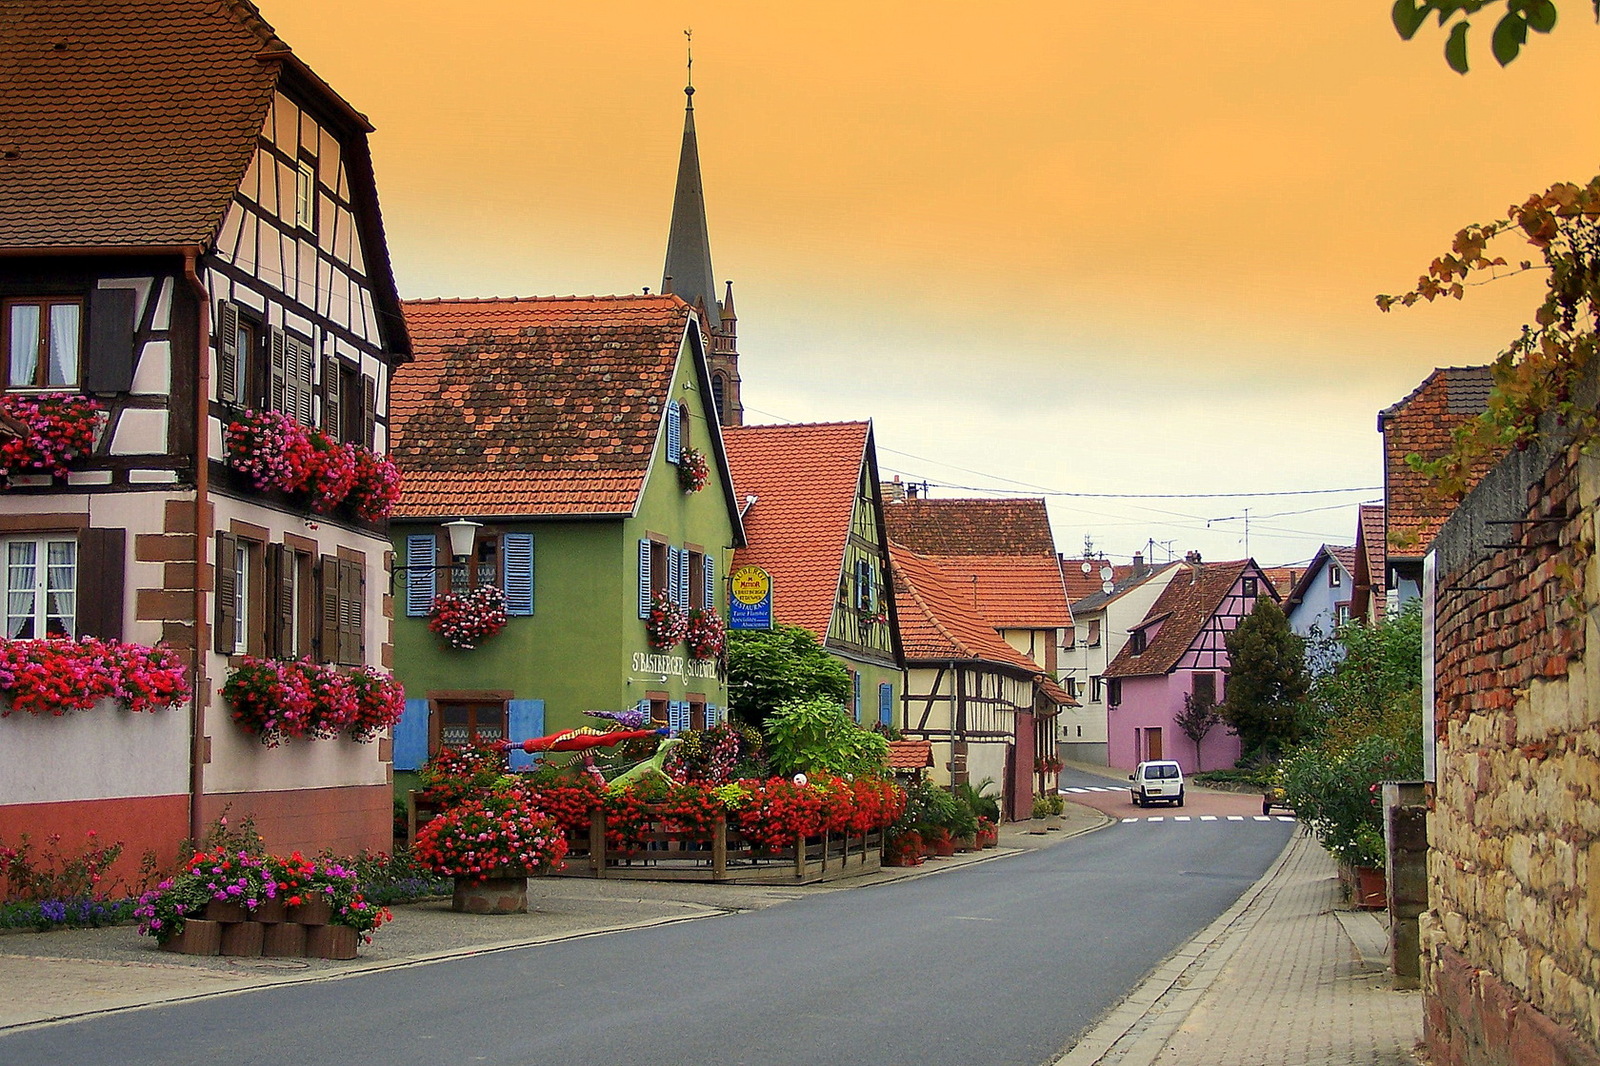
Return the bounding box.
[8,304,39,388]
[46,304,79,386]
[7,541,36,638]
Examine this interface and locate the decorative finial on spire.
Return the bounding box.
[684,28,694,99]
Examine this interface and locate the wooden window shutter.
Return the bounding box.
[702,554,715,615]
[214,532,240,654]
[502,533,534,616]
[668,547,683,606]
[405,534,436,617]
[265,544,295,658]
[85,288,137,394]
[393,699,430,772]
[337,559,365,665]
[318,554,339,663]
[361,375,377,448]
[75,528,125,640]
[879,683,893,727]
[324,355,342,439]
[269,328,288,416]
[666,402,682,463]
[288,337,315,425]
[638,539,652,618]
[506,700,544,770]
[853,670,862,721]
[217,301,240,403]
[668,700,688,734]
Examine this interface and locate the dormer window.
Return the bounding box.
[1329,566,1342,588]
[1129,629,1147,655]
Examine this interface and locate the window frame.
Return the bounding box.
[2,534,78,639]
[1329,565,1342,588]
[3,296,84,391]
[1129,628,1147,655]
[295,159,317,231]
[429,697,509,756]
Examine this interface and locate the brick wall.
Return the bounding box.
[1426,435,1600,1066]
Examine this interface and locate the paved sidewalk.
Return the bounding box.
[1057,829,1424,1066]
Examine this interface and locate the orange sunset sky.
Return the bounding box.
[261,0,1599,565]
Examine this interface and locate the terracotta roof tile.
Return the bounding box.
[1379,367,1505,559]
[1261,566,1303,599]
[722,422,871,636]
[1104,560,1263,678]
[1062,558,1134,602]
[886,740,933,770]
[1283,544,1354,610]
[913,553,1071,629]
[884,497,1056,555]
[390,296,693,517]
[0,0,284,248]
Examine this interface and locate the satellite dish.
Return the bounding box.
[1080,561,1092,575]
[1101,579,1114,594]
[1099,566,1113,581]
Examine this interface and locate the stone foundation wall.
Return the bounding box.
[1428,438,1600,1066]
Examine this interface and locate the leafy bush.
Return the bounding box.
[954,778,1000,823]
[726,624,851,726]
[763,697,889,779]
[1279,733,1420,868]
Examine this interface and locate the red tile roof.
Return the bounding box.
[1062,558,1133,602]
[1379,367,1504,560]
[1103,560,1261,678]
[722,422,872,637]
[886,740,934,771]
[1261,566,1303,599]
[1283,545,1354,610]
[391,296,694,517]
[915,553,1071,630]
[884,497,1057,555]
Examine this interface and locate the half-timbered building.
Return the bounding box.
[888,544,1072,821]
[1101,557,1275,771]
[0,0,409,863]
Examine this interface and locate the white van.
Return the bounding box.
[1129,760,1185,808]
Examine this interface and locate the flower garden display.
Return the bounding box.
[685,607,725,660]
[645,590,688,650]
[428,584,508,650]
[221,657,404,746]
[413,788,568,913]
[0,637,189,717]
[677,446,709,493]
[135,846,391,954]
[0,393,104,480]
[416,742,509,808]
[221,408,401,520]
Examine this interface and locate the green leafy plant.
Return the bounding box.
[762,696,889,779]
[1280,734,1421,868]
[726,624,852,727]
[954,778,1001,823]
[1391,0,1584,74]
[1220,597,1310,762]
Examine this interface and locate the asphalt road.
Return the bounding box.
[1,815,1294,1066]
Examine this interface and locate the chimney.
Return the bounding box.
[881,477,906,503]
[1131,552,1145,577]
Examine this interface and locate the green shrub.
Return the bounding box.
[763,697,889,779]
[1279,733,1419,868]
[954,778,1001,823]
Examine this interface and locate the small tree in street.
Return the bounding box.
[1176,690,1223,771]
[726,624,851,729]
[1220,597,1310,762]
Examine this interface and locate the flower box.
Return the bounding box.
[287,899,333,926]
[305,924,358,960]
[428,585,508,651]
[158,919,222,956]
[262,922,308,958]
[218,920,265,958]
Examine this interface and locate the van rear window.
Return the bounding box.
[1149,765,1179,779]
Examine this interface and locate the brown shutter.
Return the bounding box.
[324,355,342,440]
[217,301,240,404]
[289,337,315,425]
[75,528,126,640]
[269,328,287,416]
[338,559,365,665]
[85,288,137,394]
[214,532,239,654]
[318,554,340,663]
[266,544,295,658]
[360,375,376,449]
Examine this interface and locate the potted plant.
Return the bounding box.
[428,584,509,650]
[413,786,569,914]
[1029,794,1051,834]
[677,446,710,492]
[974,815,998,849]
[883,828,923,867]
[645,590,688,650]
[1044,792,1066,830]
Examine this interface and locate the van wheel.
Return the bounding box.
[1175,791,1184,808]
[1132,792,1143,808]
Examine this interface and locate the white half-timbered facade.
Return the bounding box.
[0,0,409,866]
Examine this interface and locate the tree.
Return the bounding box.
[726,624,851,727]
[1392,1,1594,73]
[1303,602,1424,750]
[1175,690,1223,771]
[1220,598,1310,762]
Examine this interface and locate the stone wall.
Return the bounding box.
[1426,431,1600,1066]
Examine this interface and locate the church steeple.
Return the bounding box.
[663,63,719,331]
[662,38,743,427]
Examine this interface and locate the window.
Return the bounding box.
[689,699,707,731]
[1129,629,1147,655]
[1242,577,1259,597]
[688,549,706,612]
[214,531,264,656]
[4,536,76,638]
[711,374,726,422]
[431,698,507,754]
[265,544,312,660]
[855,559,876,613]
[1192,672,1216,707]
[1063,677,1078,699]
[1107,678,1122,707]
[215,301,312,424]
[324,358,364,445]
[1329,566,1342,588]
[295,160,316,230]
[1336,603,1351,624]
[1090,675,1103,703]
[5,298,81,389]
[1086,620,1101,647]
[450,532,500,594]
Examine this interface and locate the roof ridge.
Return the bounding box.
[724,419,871,431]
[404,294,687,306]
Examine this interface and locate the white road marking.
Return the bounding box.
[1122,818,1138,823]
[1173,816,1192,821]
[1227,815,1244,821]
[1254,815,1270,821]
[1276,816,1296,822]
[1064,788,1091,793]
[1200,815,1217,821]
[1148,816,1164,822]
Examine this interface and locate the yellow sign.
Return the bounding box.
[730,565,771,605]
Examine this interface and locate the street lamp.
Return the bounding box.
[390,518,482,590]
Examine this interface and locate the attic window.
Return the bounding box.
[1242,577,1259,597]
[295,160,315,230]
[1129,629,1147,655]
[1329,567,1341,588]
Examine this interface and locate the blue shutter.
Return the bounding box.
[666,403,682,463]
[638,698,652,725]
[856,559,872,611]
[853,671,862,722]
[677,549,690,607]
[405,535,436,617]
[502,533,534,616]
[703,554,715,613]
[506,700,545,770]
[638,539,652,618]
[668,700,689,734]
[879,683,893,728]
[394,698,430,771]
[706,703,719,728]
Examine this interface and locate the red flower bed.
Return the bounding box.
[0,637,189,717]
[413,787,568,882]
[0,393,104,479]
